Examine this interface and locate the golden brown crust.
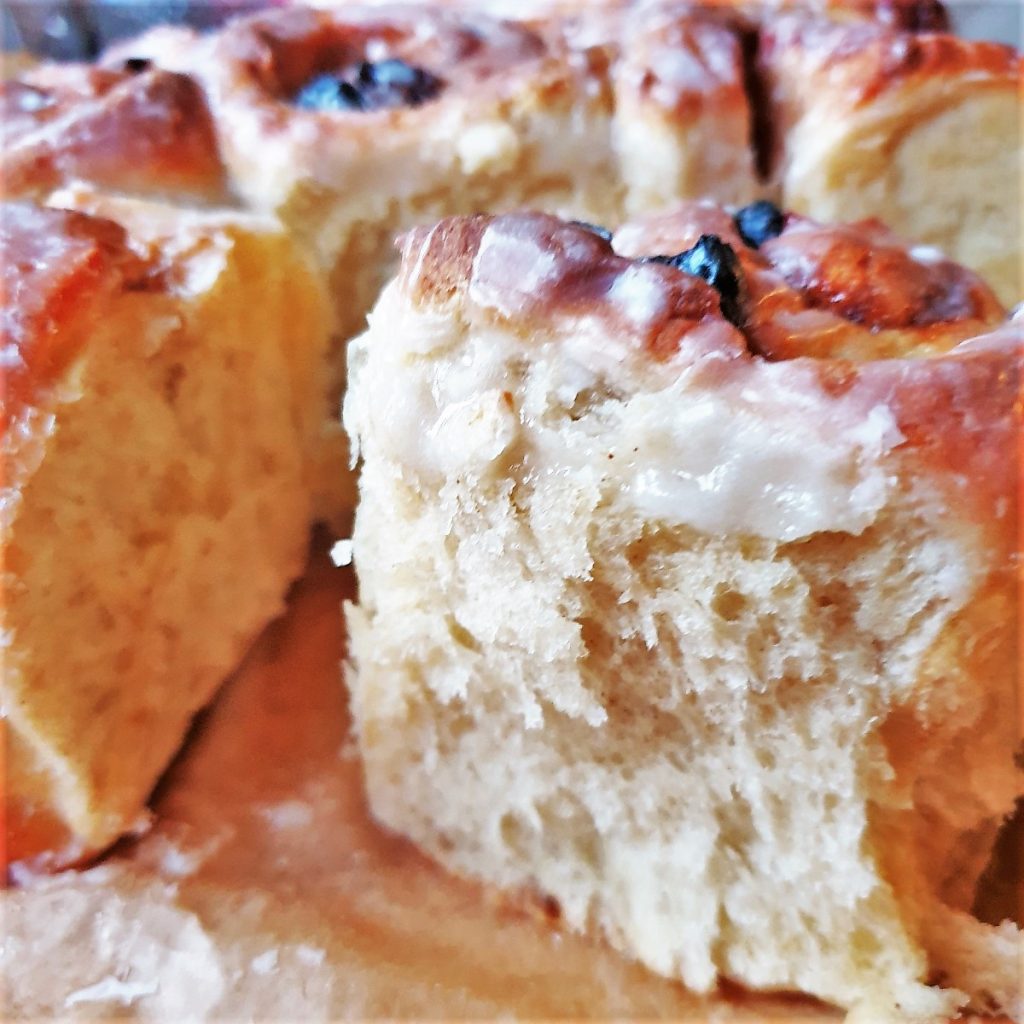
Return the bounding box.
[398,212,728,359]
[760,12,1019,112]
[613,202,1006,360]
[0,203,150,429]
[404,203,1004,366]
[0,62,227,202]
[397,203,1007,348]
[759,219,1001,329]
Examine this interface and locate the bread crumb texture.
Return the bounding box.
[345,245,1021,1020]
[3,195,331,865]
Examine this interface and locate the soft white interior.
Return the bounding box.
[344,291,1016,1018]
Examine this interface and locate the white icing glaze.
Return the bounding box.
[585,372,900,541]
[606,263,672,327]
[470,225,565,318]
[346,287,904,543]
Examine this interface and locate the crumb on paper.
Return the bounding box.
[65,975,159,1008]
[330,539,353,567]
[250,950,279,976]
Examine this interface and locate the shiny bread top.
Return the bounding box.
[1,61,227,201]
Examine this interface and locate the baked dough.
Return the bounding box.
[2,541,848,1022]
[1,0,1018,965]
[595,3,758,216]
[2,191,331,869]
[103,3,759,335]
[759,11,1022,304]
[343,203,1020,1018]
[0,59,228,202]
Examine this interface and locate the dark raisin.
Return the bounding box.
[293,59,443,112]
[644,234,744,325]
[733,200,785,250]
[122,57,152,74]
[570,221,613,244]
[362,58,443,107]
[293,73,365,111]
[875,0,949,32]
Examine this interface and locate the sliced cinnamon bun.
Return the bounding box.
[343,201,1020,1019]
[2,191,332,871]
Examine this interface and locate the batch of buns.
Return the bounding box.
[1,0,1020,1020]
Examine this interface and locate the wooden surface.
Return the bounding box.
[3,535,840,1020]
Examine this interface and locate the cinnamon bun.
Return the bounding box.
[106,4,762,335]
[343,201,1020,1019]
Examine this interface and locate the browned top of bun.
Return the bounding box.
[398,212,729,362]
[402,202,1005,363]
[760,11,1020,108]
[210,5,552,115]
[0,203,150,428]
[1,62,227,201]
[614,203,1006,360]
